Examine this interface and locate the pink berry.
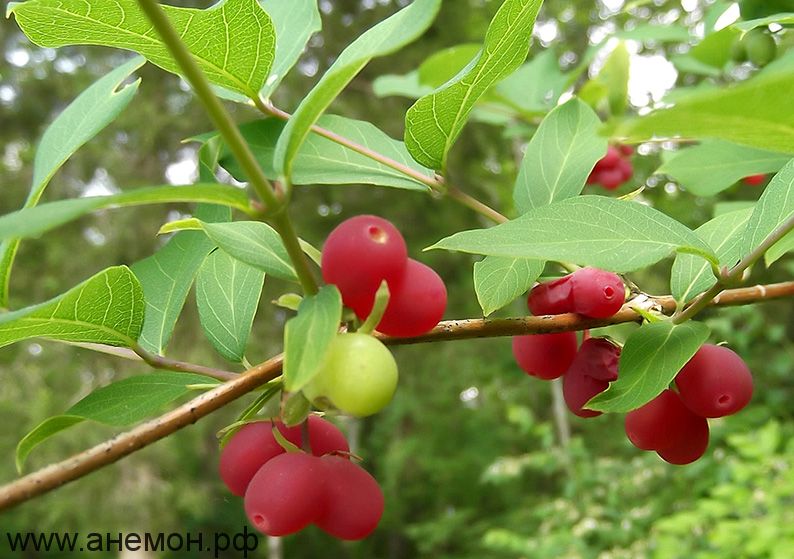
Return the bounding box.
[616,158,634,182]
[219,416,348,496]
[354,258,447,337]
[743,174,767,186]
[597,168,624,190]
[562,338,621,418]
[675,344,753,418]
[528,275,574,315]
[244,453,327,537]
[569,268,626,318]
[511,332,579,380]
[594,146,622,171]
[619,145,634,157]
[321,215,407,310]
[316,456,384,540]
[625,389,698,451]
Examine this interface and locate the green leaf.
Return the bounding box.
[599,42,630,116]
[657,140,790,196]
[0,184,252,243]
[613,71,794,154]
[0,57,144,309]
[16,372,220,471]
[8,0,275,97]
[671,208,754,303]
[132,205,230,355]
[259,0,321,99]
[0,266,144,349]
[417,43,482,88]
[473,256,543,316]
[219,116,432,191]
[405,0,543,170]
[274,0,441,178]
[162,220,296,281]
[430,196,716,273]
[196,249,265,362]
[513,98,607,213]
[735,13,794,31]
[689,27,740,70]
[587,321,710,413]
[740,159,794,265]
[493,50,568,114]
[616,23,691,42]
[372,71,433,99]
[283,286,342,392]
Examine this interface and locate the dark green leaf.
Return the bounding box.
[473,256,543,316]
[740,159,794,265]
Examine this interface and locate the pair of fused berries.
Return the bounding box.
[528,267,626,319]
[321,215,447,337]
[587,145,634,191]
[219,416,384,540]
[513,333,620,418]
[625,344,753,465]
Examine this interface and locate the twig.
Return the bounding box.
[2,280,792,510]
[133,344,238,382]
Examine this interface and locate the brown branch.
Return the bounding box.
[2,280,793,511]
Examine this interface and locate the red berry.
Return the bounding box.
[597,168,624,190]
[354,258,447,337]
[656,412,710,465]
[743,174,766,186]
[625,389,698,451]
[594,146,622,171]
[528,275,574,315]
[619,145,634,157]
[563,338,620,418]
[586,169,600,185]
[616,158,634,182]
[674,344,753,418]
[321,215,407,310]
[316,456,384,540]
[219,416,348,496]
[511,331,579,380]
[569,267,626,318]
[244,453,327,537]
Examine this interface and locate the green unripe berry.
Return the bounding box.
[742,29,777,67]
[730,36,747,63]
[304,333,398,417]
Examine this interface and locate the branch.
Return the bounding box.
[2,280,792,510]
[135,0,319,296]
[133,344,238,382]
[254,100,510,224]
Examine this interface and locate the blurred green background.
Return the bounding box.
[2,0,794,557]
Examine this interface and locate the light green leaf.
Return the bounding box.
[417,43,482,88]
[196,249,265,362]
[671,208,753,303]
[0,266,144,349]
[431,197,716,272]
[275,0,441,178]
[613,71,794,154]
[616,23,691,42]
[513,98,607,213]
[657,140,790,196]
[0,184,253,243]
[0,57,144,308]
[600,42,630,116]
[689,27,740,69]
[132,205,230,355]
[9,0,275,97]
[473,256,543,316]
[587,321,710,413]
[283,286,342,392]
[493,49,568,114]
[372,71,433,99]
[740,159,794,265]
[219,116,432,191]
[16,372,220,471]
[162,220,296,281]
[735,13,794,31]
[259,0,321,99]
[405,0,543,170]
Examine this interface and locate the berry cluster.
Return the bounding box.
[321,215,447,337]
[513,268,626,413]
[587,145,634,190]
[219,416,384,540]
[626,344,753,464]
[513,270,754,465]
